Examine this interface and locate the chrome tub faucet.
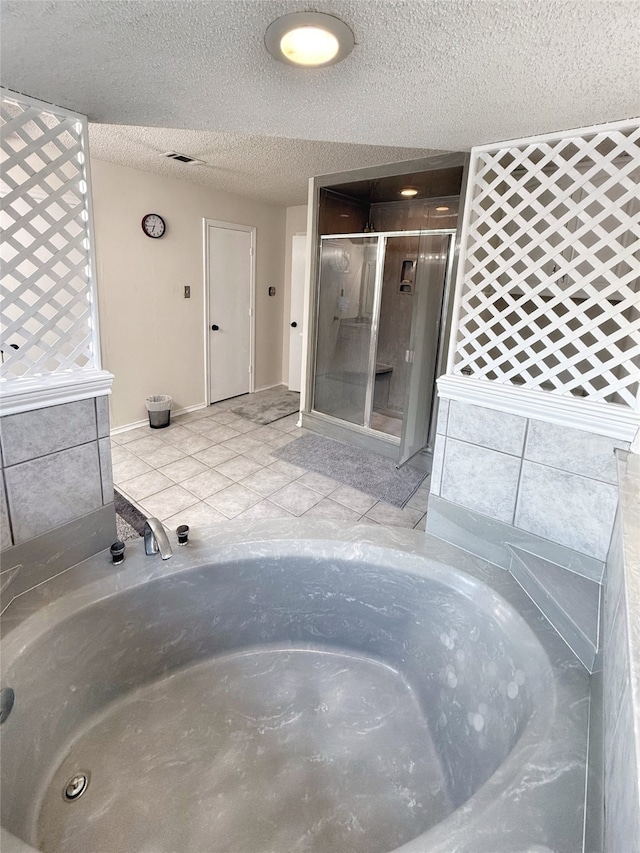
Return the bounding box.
[144,518,173,560]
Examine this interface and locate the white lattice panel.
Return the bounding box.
[452,121,640,409]
[1,90,99,380]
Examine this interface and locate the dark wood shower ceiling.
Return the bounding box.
[328,166,464,204]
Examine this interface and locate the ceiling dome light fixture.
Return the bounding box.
[264,12,355,67]
[400,187,418,197]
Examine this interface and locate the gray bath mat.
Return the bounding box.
[114,489,145,540]
[274,434,428,508]
[231,387,300,425]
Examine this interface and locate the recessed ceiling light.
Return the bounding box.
[400,188,418,197]
[435,205,450,211]
[264,12,355,67]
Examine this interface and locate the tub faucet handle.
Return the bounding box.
[144,518,173,560]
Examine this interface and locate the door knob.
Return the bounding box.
[211,324,219,331]
[290,322,298,328]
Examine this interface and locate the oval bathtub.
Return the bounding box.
[0,522,589,853]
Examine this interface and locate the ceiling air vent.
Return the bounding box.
[161,151,205,165]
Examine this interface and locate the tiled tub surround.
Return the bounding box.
[0,397,116,605]
[427,399,629,671]
[0,521,590,853]
[602,452,640,853]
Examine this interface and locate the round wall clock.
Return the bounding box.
[141,213,166,238]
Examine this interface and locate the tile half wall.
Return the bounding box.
[427,398,629,671]
[0,397,116,603]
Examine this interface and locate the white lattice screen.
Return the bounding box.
[451,121,640,410]
[0,89,99,381]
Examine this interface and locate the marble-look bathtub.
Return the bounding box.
[0,521,590,853]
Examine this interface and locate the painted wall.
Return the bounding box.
[282,204,308,386]
[91,159,287,429]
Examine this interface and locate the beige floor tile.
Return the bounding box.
[252,425,285,443]
[193,445,237,468]
[141,444,187,469]
[113,425,155,444]
[158,456,209,483]
[221,433,263,454]
[111,445,141,467]
[269,481,323,516]
[112,388,433,538]
[215,455,263,482]
[271,414,300,432]
[268,433,298,449]
[243,445,279,466]
[125,436,168,459]
[406,477,431,510]
[364,502,424,529]
[140,485,199,521]
[119,470,174,501]
[268,459,306,479]
[160,428,214,454]
[155,424,194,442]
[302,498,361,522]
[112,455,153,484]
[240,467,293,497]
[229,419,260,434]
[235,500,294,520]
[201,425,242,444]
[330,484,378,515]
[297,471,340,496]
[210,411,242,425]
[182,419,222,436]
[204,483,262,519]
[163,501,228,530]
[407,486,431,514]
[182,469,234,500]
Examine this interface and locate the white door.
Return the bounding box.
[206,222,253,403]
[288,235,307,393]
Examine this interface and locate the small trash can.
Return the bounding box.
[146,395,172,429]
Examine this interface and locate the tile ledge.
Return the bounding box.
[0,370,113,417]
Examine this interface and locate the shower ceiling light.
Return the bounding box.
[400,188,418,197]
[264,12,355,67]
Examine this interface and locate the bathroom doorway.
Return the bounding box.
[204,220,255,404]
[311,229,454,462]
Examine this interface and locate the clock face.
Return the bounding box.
[141,213,166,238]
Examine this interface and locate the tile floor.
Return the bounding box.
[112,393,430,534]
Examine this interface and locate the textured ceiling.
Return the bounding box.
[87,124,437,206]
[2,0,639,205]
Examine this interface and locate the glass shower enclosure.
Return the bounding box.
[311,229,455,465]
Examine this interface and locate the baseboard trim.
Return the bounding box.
[253,382,287,393]
[111,402,208,435]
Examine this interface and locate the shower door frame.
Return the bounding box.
[310,228,457,445]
